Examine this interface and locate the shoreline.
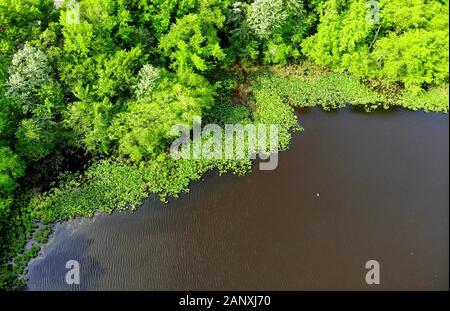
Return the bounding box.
[3,67,449,291]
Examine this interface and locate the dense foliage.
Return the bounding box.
[0,0,448,290]
[302,0,449,93]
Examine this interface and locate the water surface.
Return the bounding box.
[27,108,449,290]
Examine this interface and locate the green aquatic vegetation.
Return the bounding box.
[27,156,251,223]
[399,87,449,113]
[0,194,38,290]
[32,224,51,244]
[29,159,149,222]
[251,83,302,150]
[251,71,384,110]
[250,69,449,112]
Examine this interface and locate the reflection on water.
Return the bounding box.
[27,108,449,290]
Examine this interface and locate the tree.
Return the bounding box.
[224,2,259,65]
[7,44,52,112]
[0,0,55,82]
[0,147,24,205]
[226,0,314,64]
[248,0,288,39]
[58,1,149,154]
[302,0,449,92]
[6,44,65,161]
[110,70,215,161]
[159,9,227,72]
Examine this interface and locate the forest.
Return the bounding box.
[0,0,448,290]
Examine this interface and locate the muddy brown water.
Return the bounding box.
[26,108,449,290]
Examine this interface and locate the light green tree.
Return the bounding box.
[0,147,24,206]
[159,9,226,72]
[302,0,449,92]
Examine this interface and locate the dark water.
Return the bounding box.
[27,108,449,290]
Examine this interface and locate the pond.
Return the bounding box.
[26,108,449,290]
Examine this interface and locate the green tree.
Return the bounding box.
[224,2,259,65]
[6,45,65,161]
[0,147,24,205]
[58,0,148,153]
[6,44,52,112]
[110,70,215,161]
[302,0,449,92]
[248,0,289,39]
[159,6,227,72]
[226,0,315,64]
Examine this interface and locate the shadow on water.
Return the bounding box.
[295,105,404,117]
[347,104,403,115]
[27,230,106,291]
